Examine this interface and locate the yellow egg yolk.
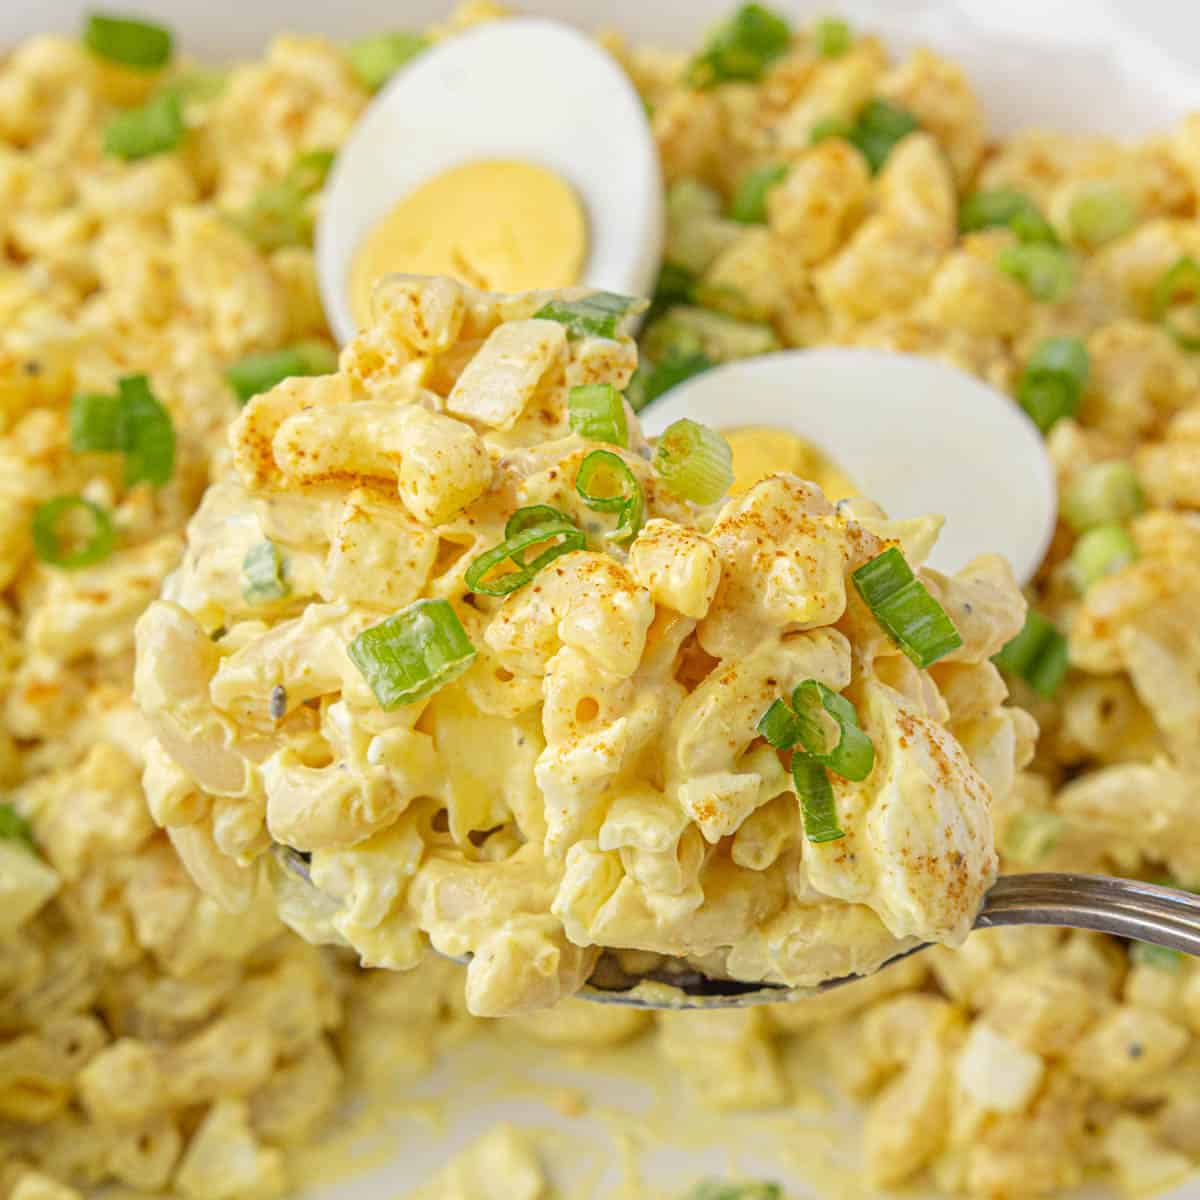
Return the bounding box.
[350,158,588,330]
[724,426,858,500]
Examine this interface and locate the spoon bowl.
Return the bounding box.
[639,348,1057,586]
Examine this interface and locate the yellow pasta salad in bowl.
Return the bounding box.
[133,274,1031,1015]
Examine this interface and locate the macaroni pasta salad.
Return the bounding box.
[1,3,1199,1199]
[133,272,1029,1017]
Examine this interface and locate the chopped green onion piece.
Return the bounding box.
[995,243,1075,303]
[242,541,290,604]
[1016,336,1089,433]
[756,698,802,749]
[84,11,172,68]
[346,31,428,92]
[1002,810,1063,864]
[288,149,336,195]
[627,350,715,413]
[1068,183,1135,248]
[1061,462,1143,533]
[103,88,184,160]
[170,67,227,104]
[504,505,578,565]
[568,383,628,447]
[1130,942,1183,972]
[576,450,644,544]
[655,262,697,305]
[846,99,919,174]
[792,756,844,844]
[465,521,586,597]
[533,292,641,340]
[69,392,122,453]
[1151,256,1200,351]
[959,189,1058,245]
[810,115,852,144]
[684,1184,783,1200]
[0,802,35,851]
[812,15,852,57]
[226,342,338,406]
[653,418,733,505]
[505,506,575,542]
[792,680,875,781]
[1069,523,1138,592]
[229,151,334,251]
[31,497,116,569]
[348,599,477,710]
[686,4,793,89]
[116,374,174,487]
[992,610,1069,698]
[642,306,779,364]
[729,162,789,224]
[852,547,963,669]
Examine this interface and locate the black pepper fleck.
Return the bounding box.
[269,685,287,720]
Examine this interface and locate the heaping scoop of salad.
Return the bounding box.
[133,274,1034,1016]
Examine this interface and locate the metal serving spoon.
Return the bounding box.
[278,850,1200,1011]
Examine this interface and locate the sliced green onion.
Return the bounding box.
[627,351,715,413]
[287,149,336,195]
[959,189,1058,245]
[792,756,844,844]
[995,243,1075,303]
[242,541,290,604]
[103,88,184,160]
[116,374,174,487]
[729,162,789,224]
[31,497,116,569]
[852,547,962,669]
[642,306,780,364]
[348,598,477,710]
[1016,336,1089,433]
[810,115,853,145]
[686,4,793,90]
[1130,942,1183,972]
[792,680,874,782]
[568,383,628,447]
[533,292,641,340]
[346,31,428,92]
[503,504,578,566]
[846,99,919,174]
[653,262,697,308]
[226,342,338,406]
[69,392,122,453]
[1069,523,1138,592]
[1068,183,1135,248]
[229,151,335,251]
[1061,462,1143,534]
[812,15,852,57]
[576,450,644,544]
[757,698,802,749]
[170,67,227,104]
[1151,256,1200,351]
[685,1183,783,1200]
[992,610,1069,698]
[1002,810,1063,864]
[505,505,575,541]
[0,802,35,851]
[464,521,586,596]
[653,418,733,505]
[83,11,172,68]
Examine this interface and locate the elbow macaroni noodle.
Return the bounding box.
[0,4,1198,1200]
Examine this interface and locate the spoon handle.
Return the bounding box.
[978,872,1200,955]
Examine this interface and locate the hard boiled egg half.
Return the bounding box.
[316,17,663,344]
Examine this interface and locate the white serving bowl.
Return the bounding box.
[5,2,1198,1197]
